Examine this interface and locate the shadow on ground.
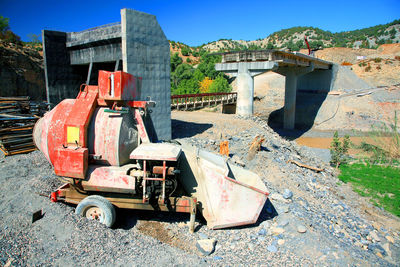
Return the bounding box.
[268,92,328,140]
[113,199,276,232]
[114,208,194,230]
[172,119,213,139]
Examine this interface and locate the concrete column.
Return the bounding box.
[276,64,314,130]
[236,64,254,117]
[283,71,297,129]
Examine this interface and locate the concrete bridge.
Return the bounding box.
[215,50,334,129]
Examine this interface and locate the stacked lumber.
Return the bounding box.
[0,97,48,156]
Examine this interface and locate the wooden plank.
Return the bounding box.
[0,133,33,139]
[64,187,192,213]
[6,147,36,156]
[0,117,37,121]
[0,97,30,101]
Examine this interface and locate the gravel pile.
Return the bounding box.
[0,113,399,266]
[176,115,400,266]
[331,65,373,91]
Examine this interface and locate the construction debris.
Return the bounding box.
[356,91,372,97]
[32,209,44,223]
[219,140,229,156]
[196,238,216,255]
[328,91,342,95]
[0,97,48,156]
[248,135,265,160]
[287,159,324,172]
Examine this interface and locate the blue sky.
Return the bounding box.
[1,0,399,46]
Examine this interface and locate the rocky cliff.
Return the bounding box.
[0,41,45,100]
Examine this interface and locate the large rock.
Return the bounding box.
[196,239,216,256]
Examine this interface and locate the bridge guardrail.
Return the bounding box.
[171,92,237,110]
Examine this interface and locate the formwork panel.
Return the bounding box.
[121,9,171,141]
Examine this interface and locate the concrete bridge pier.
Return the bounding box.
[236,65,254,116]
[215,61,278,117]
[283,71,298,129]
[276,64,314,129]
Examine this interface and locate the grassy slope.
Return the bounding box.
[339,163,400,217]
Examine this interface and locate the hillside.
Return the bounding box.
[1,18,400,101]
[0,41,45,100]
[168,20,400,72]
[200,19,400,52]
[169,41,202,65]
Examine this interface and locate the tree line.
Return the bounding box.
[170,52,231,95]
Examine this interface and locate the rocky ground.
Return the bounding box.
[0,110,399,266]
[252,75,400,132]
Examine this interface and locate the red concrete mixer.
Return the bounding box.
[34,70,269,231]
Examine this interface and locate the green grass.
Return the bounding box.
[339,163,400,217]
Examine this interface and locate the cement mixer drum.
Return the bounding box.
[33,100,138,167]
[87,107,138,166]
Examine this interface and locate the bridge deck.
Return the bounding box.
[218,50,332,70]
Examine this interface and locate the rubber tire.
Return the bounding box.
[75,195,116,227]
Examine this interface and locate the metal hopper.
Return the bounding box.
[178,141,269,229]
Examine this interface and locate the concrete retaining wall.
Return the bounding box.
[42,30,85,103]
[122,9,171,141]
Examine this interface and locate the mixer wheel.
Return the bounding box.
[75,195,116,227]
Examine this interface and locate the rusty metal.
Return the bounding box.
[248,135,265,160]
[85,206,103,221]
[153,166,175,175]
[130,143,181,203]
[78,165,137,194]
[98,70,141,101]
[134,109,150,143]
[34,103,140,168]
[188,196,197,233]
[219,141,229,156]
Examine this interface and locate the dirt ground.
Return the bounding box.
[1,43,400,266]
[0,109,399,266]
[311,44,400,87]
